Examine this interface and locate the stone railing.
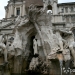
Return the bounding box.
[52,14,75,23]
[51,15,66,23]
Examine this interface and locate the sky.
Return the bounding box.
[0,0,75,19]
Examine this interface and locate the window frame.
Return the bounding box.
[61,8,64,13]
[65,7,68,13]
[70,6,74,12]
[16,7,20,16]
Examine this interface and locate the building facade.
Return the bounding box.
[0,0,75,39]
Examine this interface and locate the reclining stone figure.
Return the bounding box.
[55,30,75,66]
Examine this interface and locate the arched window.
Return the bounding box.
[47,5,52,10]
[47,5,52,14]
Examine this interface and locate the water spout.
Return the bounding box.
[57,51,63,75]
[59,60,63,75]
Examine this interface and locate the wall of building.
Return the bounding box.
[2,0,75,37]
[58,3,75,15]
[5,0,26,18]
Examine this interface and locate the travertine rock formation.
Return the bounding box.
[0,1,75,75]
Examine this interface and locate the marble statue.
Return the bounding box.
[55,30,64,51]
[33,38,38,55]
[0,34,7,62]
[69,42,75,67]
[63,31,75,66]
[55,30,71,61]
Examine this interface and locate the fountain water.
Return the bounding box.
[59,60,63,75]
[57,51,63,75]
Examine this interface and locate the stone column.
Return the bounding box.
[33,39,38,55]
[53,1,58,15]
[8,4,11,18]
[14,7,16,16]
[21,5,23,16]
[5,8,7,18]
[8,6,10,18]
[22,1,26,16]
[11,3,14,17]
[9,2,14,17]
[6,6,9,18]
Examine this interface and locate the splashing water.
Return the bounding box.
[59,60,63,75]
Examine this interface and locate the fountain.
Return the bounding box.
[0,2,75,75]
